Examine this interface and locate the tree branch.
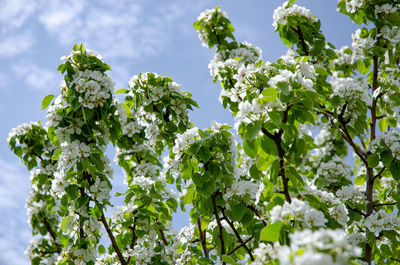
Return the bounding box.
[346,204,366,218]
[364,49,380,265]
[261,104,292,203]
[247,205,267,226]
[41,217,61,253]
[227,237,254,256]
[291,26,309,56]
[373,166,386,181]
[373,202,396,207]
[197,218,209,258]
[100,212,127,265]
[159,228,169,246]
[319,106,368,165]
[219,207,254,261]
[126,216,137,264]
[211,193,226,264]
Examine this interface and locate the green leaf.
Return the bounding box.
[378,118,387,133]
[380,150,393,167]
[354,174,366,185]
[222,255,238,265]
[52,148,63,160]
[256,155,272,172]
[261,135,278,156]
[193,21,202,30]
[198,146,211,162]
[115,88,129,94]
[245,121,261,141]
[98,245,106,255]
[192,172,205,187]
[184,186,195,204]
[367,153,379,168]
[230,203,246,221]
[61,216,73,232]
[262,87,277,102]
[41,94,55,110]
[357,59,372,75]
[380,244,392,256]
[261,222,283,242]
[276,81,289,95]
[166,198,178,212]
[269,111,282,126]
[65,185,79,200]
[243,140,257,158]
[389,160,400,180]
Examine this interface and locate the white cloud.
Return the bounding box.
[0,0,37,32]
[0,0,214,60]
[0,31,35,57]
[12,62,58,91]
[36,0,211,59]
[0,158,31,265]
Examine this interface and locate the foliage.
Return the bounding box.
[8,1,400,264]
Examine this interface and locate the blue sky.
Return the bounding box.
[0,0,359,263]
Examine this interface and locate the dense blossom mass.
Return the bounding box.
[7,0,400,264]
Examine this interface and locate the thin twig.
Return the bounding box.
[211,193,226,264]
[372,166,386,181]
[100,212,127,265]
[159,228,169,246]
[197,218,209,258]
[346,204,366,218]
[374,202,397,207]
[247,205,267,226]
[227,237,254,256]
[219,207,254,261]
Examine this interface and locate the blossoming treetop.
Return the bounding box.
[8,0,400,264]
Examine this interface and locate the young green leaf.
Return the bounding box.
[41,94,55,110]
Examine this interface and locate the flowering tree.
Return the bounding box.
[8,0,400,264]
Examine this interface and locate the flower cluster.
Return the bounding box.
[195,7,232,48]
[269,198,327,228]
[277,229,362,265]
[351,29,374,59]
[371,128,400,159]
[364,209,400,233]
[272,1,317,29]
[344,0,364,14]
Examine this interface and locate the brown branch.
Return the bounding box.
[346,204,366,218]
[373,166,386,181]
[219,207,254,261]
[357,134,367,150]
[291,26,309,56]
[211,193,226,264]
[281,104,292,125]
[320,106,367,165]
[227,237,254,256]
[100,213,127,265]
[78,187,85,239]
[159,228,169,246]
[364,48,380,265]
[373,202,396,207]
[336,104,367,164]
[247,205,267,226]
[370,55,379,141]
[126,216,137,264]
[340,126,367,165]
[41,217,61,253]
[261,105,292,203]
[261,128,276,140]
[197,218,209,258]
